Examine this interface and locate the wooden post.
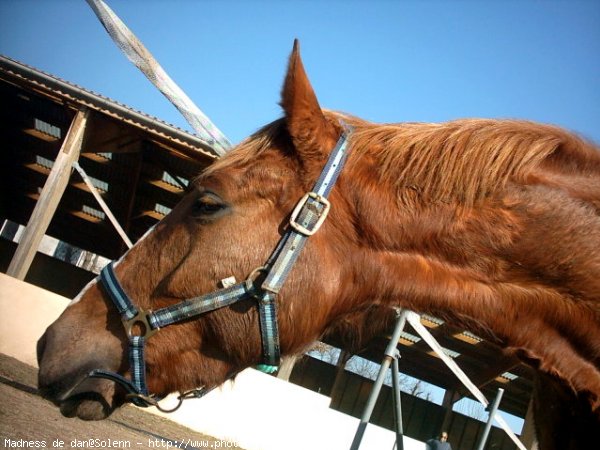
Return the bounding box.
[72,162,133,248]
[276,355,298,381]
[329,350,351,407]
[440,389,459,432]
[520,398,539,450]
[6,108,90,280]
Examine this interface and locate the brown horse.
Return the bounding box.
[37,42,599,449]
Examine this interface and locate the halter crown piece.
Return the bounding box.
[91,122,353,410]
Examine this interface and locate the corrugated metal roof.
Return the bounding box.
[0,54,220,160]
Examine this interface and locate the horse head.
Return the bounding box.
[37,41,600,447]
[36,41,367,419]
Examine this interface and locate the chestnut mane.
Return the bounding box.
[206,112,599,207]
[349,117,597,206]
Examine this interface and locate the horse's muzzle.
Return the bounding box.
[37,328,122,420]
[38,365,118,420]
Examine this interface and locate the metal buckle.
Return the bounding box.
[289,192,331,236]
[123,309,158,339]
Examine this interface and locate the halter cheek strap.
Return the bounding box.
[95,263,253,408]
[92,123,353,408]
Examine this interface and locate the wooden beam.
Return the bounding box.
[452,353,521,396]
[276,356,298,381]
[520,398,538,449]
[329,350,352,407]
[6,109,90,280]
[72,161,133,248]
[440,389,460,432]
[120,146,144,249]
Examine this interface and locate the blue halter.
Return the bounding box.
[90,124,353,409]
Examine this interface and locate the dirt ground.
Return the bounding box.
[0,354,245,449]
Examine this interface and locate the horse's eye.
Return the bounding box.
[192,193,227,218]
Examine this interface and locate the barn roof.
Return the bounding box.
[0,55,219,159]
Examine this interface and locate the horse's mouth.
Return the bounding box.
[39,377,120,421]
[58,391,114,420]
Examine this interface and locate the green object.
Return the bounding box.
[256,364,279,374]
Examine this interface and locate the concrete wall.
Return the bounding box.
[0,272,70,366]
[0,273,426,450]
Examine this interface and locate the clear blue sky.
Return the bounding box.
[1,0,598,146]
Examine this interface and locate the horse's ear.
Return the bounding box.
[281,40,339,162]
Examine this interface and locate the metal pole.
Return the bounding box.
[391,355,404,450]
[476,388,505,450]
[350,309,408,450]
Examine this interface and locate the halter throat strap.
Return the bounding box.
[94,123,353,407]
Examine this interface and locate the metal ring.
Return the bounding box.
[123,309,158,340]
[244,265,268,294]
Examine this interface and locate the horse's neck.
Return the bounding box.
[345,185,600,410]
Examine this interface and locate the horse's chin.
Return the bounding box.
[39,374,121,421]
[59,392,115,420]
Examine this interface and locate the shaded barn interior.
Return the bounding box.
[0,55,215,261]
[0,54,534,450]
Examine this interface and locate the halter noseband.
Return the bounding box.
[88,124,353,409]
